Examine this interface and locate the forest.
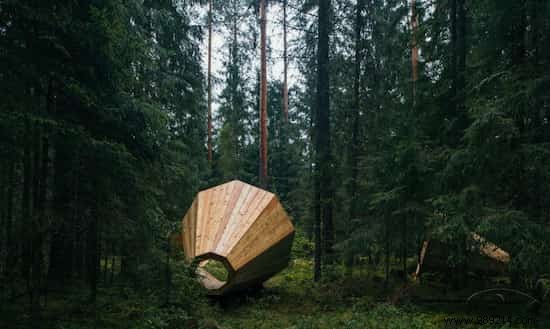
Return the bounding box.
[1,0,550,328]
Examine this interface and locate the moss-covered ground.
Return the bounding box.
[2,248,548,329]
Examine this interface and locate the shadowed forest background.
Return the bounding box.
[1,0,550,328]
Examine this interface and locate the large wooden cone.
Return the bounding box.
[415,233,510,278]
[181,180,295,295]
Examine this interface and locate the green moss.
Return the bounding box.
[201,260,230,282]
[3,257,549,329]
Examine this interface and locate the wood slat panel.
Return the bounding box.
[189,196,198,258]
[213,184,254,255]
[217,190,274,256]
[228,197,294,271]
[210,181,243,254]
[195,189,211,256]
[208,180,236,253]
[182,210,191,260]
[180,180,295,295]
[203,183,226,253]
[231,232,294,286]
[197,187,217,255]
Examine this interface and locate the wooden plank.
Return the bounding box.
[203,183,225,253]
[182,210,191,260]
[195,189,211,256]
[209,180,236,252]
[211,181,243,254]
[228,198,294,271]
[189,197,198,258]
[219,190,274,257]
[214,183,254,255]
[231,232,294,286]
[197,187,216,255]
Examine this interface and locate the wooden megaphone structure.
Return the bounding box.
[179,180,295,295]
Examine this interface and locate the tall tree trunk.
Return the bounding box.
[22,87,34,301]
[4,161,15,279]
[207,0,213,164]
[259,0,268,188]
[348,0,364,248]
[384,210,390,290]
[87,212,98,302]
[456,0,466,114]
[30,118,40,307]
[402,216,407,281]
[313,179,321,281]
[411,0,419,106]
[449,0,467,142]
[282,0,289,123]
[4,160,15,300]
[319,0,334,262]
[450,0,457,114]
[314,0,333,280]
[48,145,76,283]
[0,166,5,278]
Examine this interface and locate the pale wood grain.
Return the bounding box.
[181,180,294,295]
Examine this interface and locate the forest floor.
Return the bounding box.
[204,259,550,329]
[2,258,549,329]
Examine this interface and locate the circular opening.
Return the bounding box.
[197,259,230,290]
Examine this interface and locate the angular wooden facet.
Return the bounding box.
[181,180,295,295]
[415,232,511,278]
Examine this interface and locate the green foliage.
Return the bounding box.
[201,260,230,282]
[1,0,550,327]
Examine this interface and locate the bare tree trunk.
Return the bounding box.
[259,0,268,188]
[207,0,213,164]
[384,211,390,290]
[319,0,334,263]
[4,161,14,281]
[402,216,407,281]
[450,0,457,112]
[347,0,364,271]
[314,183,322,281]
[314,0,333,280]
[411,0,419,106]
[0,166,5,280]
[87,211,98,302]
[282,0,289,123]
[449,0,467,141]
[456,0,466,113]
[22,87,34,304]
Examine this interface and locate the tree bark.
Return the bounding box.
[411,0,419,106]
[384,210,390,290]
[87,211,98,302]
[22,87,34,301]
[318,0,334,262]
[402,216,407,281]
[207,0,213,164]
[450,0,457,111]
[314,0,333,280]
[456,0,466,112]
[259,0,268,188]
[4,161,15,279]
[0,165,5,278]
[348,0,364,246]
[449,0,467,141]
[282,0,289,123]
